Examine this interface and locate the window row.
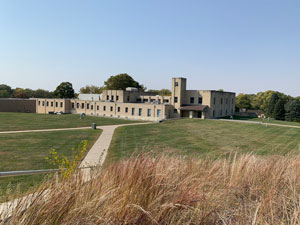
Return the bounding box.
[71,103,162,117]
[38,101,63,108]
[213,98,234,105]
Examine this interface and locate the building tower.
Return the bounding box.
[171,77,187,117]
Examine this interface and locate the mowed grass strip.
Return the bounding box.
[0,129,101,201]
[0,112,141,131]
[106,119,300,163]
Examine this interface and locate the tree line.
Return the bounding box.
[236,91,300,122]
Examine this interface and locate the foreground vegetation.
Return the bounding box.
[106,119,300,163]
[0,129,101,201]
[0,113,140,131]
[3,153,300,224]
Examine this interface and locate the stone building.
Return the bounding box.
[0,99,36,113]
[36,77,235,121]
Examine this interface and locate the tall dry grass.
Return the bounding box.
[2,153,300,224]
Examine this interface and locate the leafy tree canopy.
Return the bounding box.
[104,74,145,91]
[235,94,251,110]
[53,82,75,98]
[80,85,105,94]
[0,84,13,98]
[285,100,300,122]
[148,89,172,96]
[273,99,285,120]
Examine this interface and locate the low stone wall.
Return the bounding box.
[0,99,36,113]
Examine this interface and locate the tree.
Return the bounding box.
[34,89,53,98]
[53,82,75,98]
[104,74,144,90]
[0,84,13,98]
[13,88,32,98]
[80,85,105,94]
[148,89,171,96]
[235,94,251,110]
[285,100,300,122]
[266,93,279,117]
[273,99,285,120]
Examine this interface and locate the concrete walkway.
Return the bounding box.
[0,126,91,134]
[219,119,300,129]
[0,122,152,220]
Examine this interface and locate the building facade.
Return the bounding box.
[0,99,36,113]
[36,77,235,121]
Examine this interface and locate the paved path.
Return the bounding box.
[219,119,300,129]
[0,126,92,134]
[0,122,152,220]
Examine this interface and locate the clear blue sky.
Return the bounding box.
[0,0,299,96]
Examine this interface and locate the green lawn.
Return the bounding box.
[0,129,101,202]
[224,115,300,127]
[0,112,141,131]
[106,119,300,164]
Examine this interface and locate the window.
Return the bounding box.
[97,105,99,111]
[127,96,130,102]
[174,109,178,114]
[125,107,128,113]
[72,103,74,109]
[116,96,119,101]
[175,82,178,87]
[111,96,114,101]
[77,103,79,108]
[221,98,223,104]
[51,102,53,107]
[38,101,40,106]
[103,106,106,111]
[147,109,151,117]
[213,98,216,105]
[60,102,63,108]
[139,108,142,116]
[132,108,135,116]
[91,105,93,110]
[213,110,215,117]
[198,97,203,104]
[174,97,178,103]
[42,101,45,106]
[106,95,109,100]
[190,97,194,104]
[110,106,113,111]
[157,109,161,117]
[81,103,84,109]
[56,102,58,107]
[163,99,169,103]
[87,104,90,109]
[46,101,49,106]
[117,107,120,112]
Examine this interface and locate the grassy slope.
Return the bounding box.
[0,129,101,201]
[0,112,141,131]
[106,119,300,163]
[225,115,300,127]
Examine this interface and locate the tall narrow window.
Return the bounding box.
[38,101,41,106]
[111,96,114,101]
[147,109,151,117]
[56,102,58,107]
[132,108,135,116]
[103,106,106,111]
[106,96,109,100]
[60,102,63,107]
[118,107,120,112]
[87,104,90,109]
[175,82,178,86]
[81,103,84,108]
[116,96,119,101]
[190,97,194,104]
[97,105,99,111]
[125,107,128,113]
[71,103,74,109]
[91,105,93,110]
[174,97,178,103]
[139,108,142,116]
[46,101,49,106]
[213,98,216,105]
[110,106,113,111]
[51,102,53,107]
[77,103,79,108]
[198,97,203,104]
[157,109,161,117]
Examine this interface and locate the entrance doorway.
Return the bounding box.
[197,111,202,118]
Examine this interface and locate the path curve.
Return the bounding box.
[0,122,152,220]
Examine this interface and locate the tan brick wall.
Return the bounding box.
[36,99,71,114]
